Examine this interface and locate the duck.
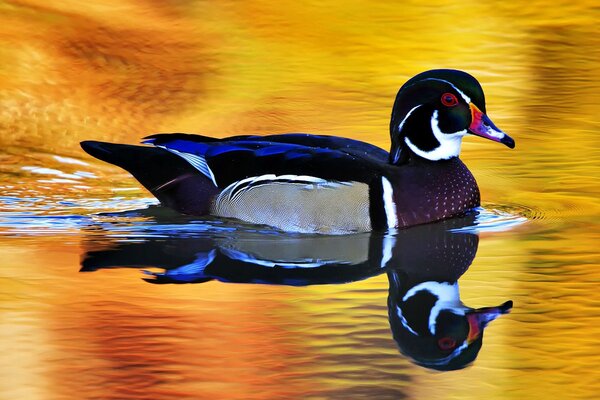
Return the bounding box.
[81,69,515,234]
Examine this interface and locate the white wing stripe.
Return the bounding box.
[220,174,344,203]
[158,146,217,186]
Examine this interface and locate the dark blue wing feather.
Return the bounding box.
[144,133,389,161]
[143,133,389,186]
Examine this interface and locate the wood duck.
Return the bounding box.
[81,69,515,234]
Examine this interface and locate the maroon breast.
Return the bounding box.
[391,158,480,228]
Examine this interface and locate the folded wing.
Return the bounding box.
[143,133,388,187]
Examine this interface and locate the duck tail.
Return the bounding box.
[80,141,218,214]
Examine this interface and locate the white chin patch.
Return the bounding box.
[404,110,466,161]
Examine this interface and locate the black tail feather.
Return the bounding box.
[80,141,218,215]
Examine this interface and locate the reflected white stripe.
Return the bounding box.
[221,248,346,269]
[396,306,418,336]
[380,234,396,268]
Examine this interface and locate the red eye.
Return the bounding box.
[441,93,458,107]
[437,337,457,350]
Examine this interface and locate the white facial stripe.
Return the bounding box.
[381,177,398,229]
[420,78,472,104]
[402,281,466,335]
[397,104,422,133]
[404,110,466,160]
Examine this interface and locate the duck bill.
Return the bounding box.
[466,300,513,344]
[468,104,515,149]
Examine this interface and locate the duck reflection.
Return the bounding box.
[385,222,512,371]
[81,213,512,370]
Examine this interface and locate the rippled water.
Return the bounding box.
[1,1,599,399]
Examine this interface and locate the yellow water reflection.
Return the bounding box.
[0,0,599,399]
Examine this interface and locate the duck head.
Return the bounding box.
[389,69,515,164]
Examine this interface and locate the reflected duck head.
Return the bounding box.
[389,69,515,164]
[388,271,513,371]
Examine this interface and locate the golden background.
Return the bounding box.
[0,0,599,399]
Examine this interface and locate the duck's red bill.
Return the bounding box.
[468,104,515,149]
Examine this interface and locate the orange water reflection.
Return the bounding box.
[0,0,599,399]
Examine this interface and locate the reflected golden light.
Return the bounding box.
[0,0,599,398]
